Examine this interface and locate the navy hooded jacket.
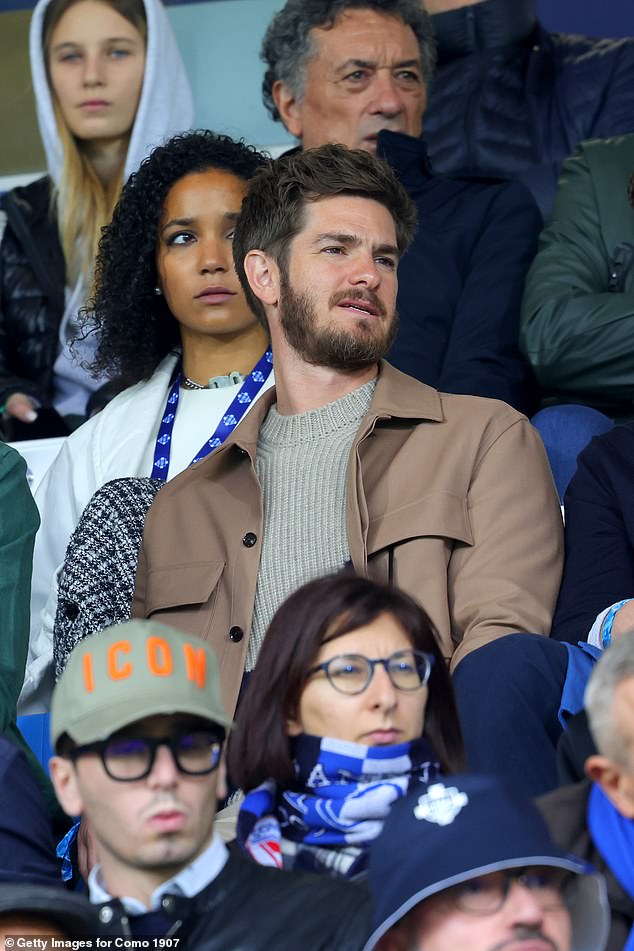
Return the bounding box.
[379,130,541,415]
[422,0,634,219]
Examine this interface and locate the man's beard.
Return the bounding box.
[278,270,399,371]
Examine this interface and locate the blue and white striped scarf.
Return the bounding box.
[237,734,440,879]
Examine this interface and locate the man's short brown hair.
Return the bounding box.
[233,143,417,327]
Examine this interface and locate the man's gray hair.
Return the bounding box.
[261,0,436,123]
[585,630,634,765]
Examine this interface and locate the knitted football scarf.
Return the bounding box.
[238,734,440,878]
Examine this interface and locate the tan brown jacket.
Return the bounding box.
[132,362,563,717]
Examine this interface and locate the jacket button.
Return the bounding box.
[229,626,244,642]
[99,907,114,924]
[242,532,257,547]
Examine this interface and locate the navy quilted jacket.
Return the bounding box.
[423,4,634,220]
[379,130,541,415]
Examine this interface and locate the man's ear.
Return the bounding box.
[272,80,303,139]
[585,754,634,818]
[244,250,280,309]
[50,756,84,819]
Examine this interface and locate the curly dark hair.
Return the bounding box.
[87,130,267,385]
[261,0,436,123]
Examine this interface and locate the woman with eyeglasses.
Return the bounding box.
[227,572,464,880]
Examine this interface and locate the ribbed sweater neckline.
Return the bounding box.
[260,379,376,445]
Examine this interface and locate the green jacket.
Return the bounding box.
[520,134,634,413]
[0,444,39,736]
[0,444,57,810]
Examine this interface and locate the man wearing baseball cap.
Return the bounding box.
[364,774,610,951]
[49,619,370,949]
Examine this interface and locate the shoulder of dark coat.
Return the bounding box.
[197,847,371,914]
[2,175,54,223]
[536,777,590,831]
[578,421,634,470]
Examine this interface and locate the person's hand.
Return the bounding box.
[610,600,634,640]
[77,818,98,883]
[4,392,37,423]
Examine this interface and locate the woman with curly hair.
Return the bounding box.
[227,573,464,879]
[0,0,192,435]
[21,130,273,712]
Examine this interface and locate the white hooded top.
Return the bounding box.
[29,0,194,189]
[28,0,195,415]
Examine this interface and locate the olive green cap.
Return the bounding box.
[51,619,232,749]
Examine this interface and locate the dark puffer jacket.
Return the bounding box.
[422,0,634,220]
[379,130,541,415]
[0,175,65,408]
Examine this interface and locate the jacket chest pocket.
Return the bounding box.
[143,561,224,639]
[367,492,473,578]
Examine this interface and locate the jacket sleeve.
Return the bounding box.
[520,148,634,402]
[0,739,62,882]
[550,432,634,643]
[0,203,50,408]
[591,41,634,142]
[20,417,102,712]
[436,182,541,416]
[449,417,563,669]
[0,447,39,734]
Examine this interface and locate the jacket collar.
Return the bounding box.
[377,131,433,188]
[368,360,443,422]
[90,834,228,914]
[431,0,538,62]
[205,361,443,467]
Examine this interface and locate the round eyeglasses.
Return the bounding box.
[70,729,224,782]
[446,867,572,916]
[305,649,434,695]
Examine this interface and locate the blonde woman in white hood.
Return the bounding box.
[0,0,193,433]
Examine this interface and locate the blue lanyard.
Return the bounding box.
[151,348,273,481]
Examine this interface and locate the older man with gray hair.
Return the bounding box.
[261,0,541,416]
[539,632,634,951]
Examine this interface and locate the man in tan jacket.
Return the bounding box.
[132,145,565,793]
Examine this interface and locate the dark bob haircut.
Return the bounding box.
[261,0,436,123]
[227,573,464,791]
[87,130,267,386]
[233,143,417,327]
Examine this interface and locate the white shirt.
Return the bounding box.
[88,832,229,913]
